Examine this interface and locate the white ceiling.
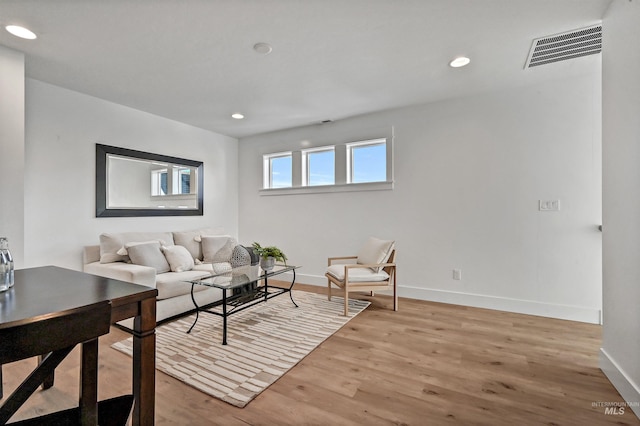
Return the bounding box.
[0,0,611,138]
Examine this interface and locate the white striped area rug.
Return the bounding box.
[112,291,369,407]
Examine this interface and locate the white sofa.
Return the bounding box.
[83,228,254,326]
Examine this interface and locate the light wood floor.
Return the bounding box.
[4,283,639,425]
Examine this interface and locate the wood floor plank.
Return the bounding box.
[2,283,638,425]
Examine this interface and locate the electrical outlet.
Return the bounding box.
[453,269,462,280]
[539,200,560,211]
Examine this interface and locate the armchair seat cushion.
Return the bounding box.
[326,264,389,282]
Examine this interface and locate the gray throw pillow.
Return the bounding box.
[127,241,171,273]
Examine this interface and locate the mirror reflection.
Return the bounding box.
[96,144,203,217]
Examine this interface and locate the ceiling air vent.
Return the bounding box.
[525,24,602,69]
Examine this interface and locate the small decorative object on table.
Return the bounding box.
[0,237,15,292]
[252,242,287,272]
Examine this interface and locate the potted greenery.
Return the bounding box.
[252,242,287,271]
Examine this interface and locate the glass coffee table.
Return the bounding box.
[185,264,299,344]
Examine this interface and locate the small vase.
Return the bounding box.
[260,256,275,272]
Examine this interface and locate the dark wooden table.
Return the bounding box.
[0,266,157,426]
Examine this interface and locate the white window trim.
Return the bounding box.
[346,138,387,184]
[263,151,292,189]
[302,146,335,187]
[260,180,393,196]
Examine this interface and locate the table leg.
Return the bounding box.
[131,297,156,426]
[222,289,228,345]
[187,283,199,334]
[289,268,299,307]
[79,339,99,425]
[264,275,269,303]
[38,354,54,389]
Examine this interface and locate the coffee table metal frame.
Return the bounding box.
[186,264,299,344]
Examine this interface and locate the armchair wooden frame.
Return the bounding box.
[326,249,397,316]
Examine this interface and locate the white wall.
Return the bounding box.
[239,73,602,323]
[23,79,239,270]
[601,0,640,417]
[0,45,25,266]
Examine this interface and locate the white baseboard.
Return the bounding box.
[400,285,602,324]
[288,272,601,324]
[599,348,640,419]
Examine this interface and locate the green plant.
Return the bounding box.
[252,242,287,264]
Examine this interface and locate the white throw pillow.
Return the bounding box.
[173,228,224,260]
[356,237,395,271]
[201,235,238,264]
[126,241,171,273]
[161,245,195,273]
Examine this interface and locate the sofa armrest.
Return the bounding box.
[83,261,157,288]
[83,245,101,265]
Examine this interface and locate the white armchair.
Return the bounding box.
[325,237,397,316]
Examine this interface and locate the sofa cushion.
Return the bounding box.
[84,261,157,287]
[193,263,215,272]
[172,228,224,261]
[161,245,195,272]
[202,235,237,264]
[99,232,174,264]
[127,241,171,273]
[326,264,390,282]
[356,237,395,271]
[155,270,216,300]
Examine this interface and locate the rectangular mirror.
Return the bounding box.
[96,144,203,217]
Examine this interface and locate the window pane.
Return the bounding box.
[270,156,292,188]
[180,170,191,194]
[308,150,335,186]
[160,172,168,194]
[351,143,386,183]
[151,170,168,196]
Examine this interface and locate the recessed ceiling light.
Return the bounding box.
[449,56,470,68]
[5,25,37,40]
[253,42,272,55]
[231,113,244,120]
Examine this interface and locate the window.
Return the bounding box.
[175,167,191,194]
[264,152,292,188]
[261,130,392,195]
[347,139,386,184]
[303,147,335,186]
[151,166,193,196]
[151,169,168,196]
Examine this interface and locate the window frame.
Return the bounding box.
[346,138,387,184]
[263,151,293,189]
[302,146,336,187]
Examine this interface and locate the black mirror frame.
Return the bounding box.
[96,144,204,217]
